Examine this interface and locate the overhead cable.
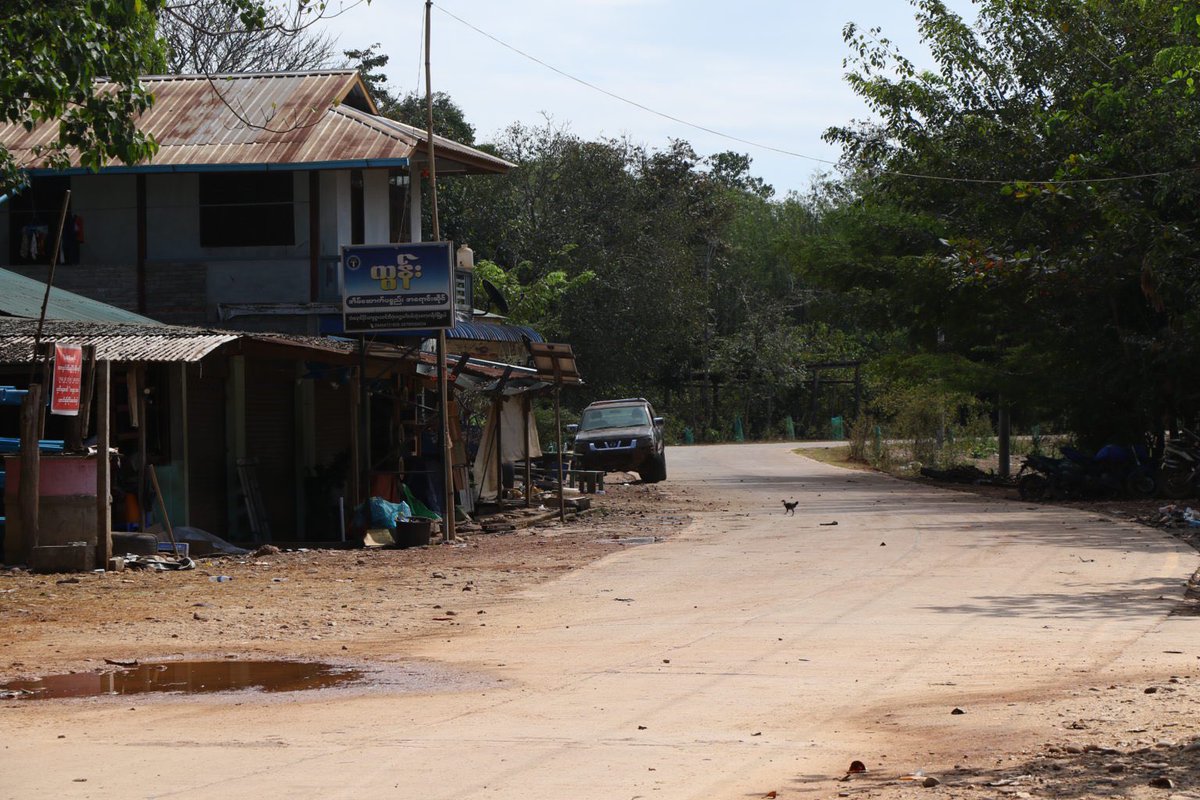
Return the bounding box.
[431,2,1191,187]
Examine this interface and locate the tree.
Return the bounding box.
[160,0,340,74]
[342,43,475,142]
[0,1,165,193]
[473,259,593,340]
[823,0,1200,442]
[0,0,355,195]
[388,91,476,145]
[342,43,397,110]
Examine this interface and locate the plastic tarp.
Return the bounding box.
[473,396,542,502]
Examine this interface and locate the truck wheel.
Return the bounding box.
[640,453,667,483]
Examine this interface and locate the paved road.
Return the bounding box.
[6,443,1199,799]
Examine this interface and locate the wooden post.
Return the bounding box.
[359,336,369,501]
[96,361,111,567]
[998,396,1011,479]
[555,387,565,523]
[425,1,455,543]
[523,394,532,508]
[494,395,503,504]
[348,367,361,508]
[19,384,43,558]
[438,332,456,542]
[136,366,147,531]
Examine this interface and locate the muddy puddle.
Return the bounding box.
[1,660,362,700]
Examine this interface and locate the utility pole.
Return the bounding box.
[426,0,456,544]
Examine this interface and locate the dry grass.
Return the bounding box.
[793,444,874,471]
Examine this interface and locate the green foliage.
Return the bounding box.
[1,0,350,194]
[822,0,1200,442]
[343,43,397,110]
[388,90,476,145]
[473,258,593,338]
[0,0,167,192]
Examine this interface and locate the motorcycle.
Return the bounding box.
[1017,442,1157,501]
[1158,429,1200,499]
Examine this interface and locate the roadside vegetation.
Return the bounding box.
[430,0,1200,455]
[5,1,1200,456]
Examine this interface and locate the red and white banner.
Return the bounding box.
[50,343,84,416]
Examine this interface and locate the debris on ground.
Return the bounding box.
[919,465,1002,485]
[1144,505,1200,529]
[122,555,195,571]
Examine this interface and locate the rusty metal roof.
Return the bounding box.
[354,109,515,175]
[0,71,510,174]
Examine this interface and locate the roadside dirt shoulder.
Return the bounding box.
[0,480,707,683]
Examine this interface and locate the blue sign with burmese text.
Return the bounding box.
[341,242,455,332]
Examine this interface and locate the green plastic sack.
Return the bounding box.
[401,483,442,521]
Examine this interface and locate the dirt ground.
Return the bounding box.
[0,477,706,683]
[5,457,1200,799]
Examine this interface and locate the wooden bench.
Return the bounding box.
[569,469,605,494]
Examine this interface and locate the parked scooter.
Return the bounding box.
[1159,429,1200,499]
[1017,442,1156,501]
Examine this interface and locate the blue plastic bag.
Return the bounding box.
[368,497,411,529]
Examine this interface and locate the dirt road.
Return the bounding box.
[4,443,1200,799]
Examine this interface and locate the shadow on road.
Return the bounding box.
[918,576,1183,620]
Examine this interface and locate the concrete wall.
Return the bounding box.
[363,169,390,244]
[74,174,138,264]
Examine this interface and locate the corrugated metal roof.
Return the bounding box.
[416,351,549,394]
[0,268,162,325]
[402,321,545,343]
[0,319,237,363]
[448,321,544,343]
[0,318,424,367]
[364,111,516,174]
[0,71,510,174]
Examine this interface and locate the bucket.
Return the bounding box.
[394,520,432,548]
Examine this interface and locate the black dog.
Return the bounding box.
[782,499,798,516]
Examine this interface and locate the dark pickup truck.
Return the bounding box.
[568,398,666,483]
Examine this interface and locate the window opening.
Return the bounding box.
[199,172,294,247]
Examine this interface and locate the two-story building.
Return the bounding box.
[0,70,512,334]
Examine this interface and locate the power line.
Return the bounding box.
[430,2,1190,187]
[431,3,837,167]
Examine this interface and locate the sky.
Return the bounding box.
[321,0,977,196]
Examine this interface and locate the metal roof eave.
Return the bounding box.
[23,157,411,176]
